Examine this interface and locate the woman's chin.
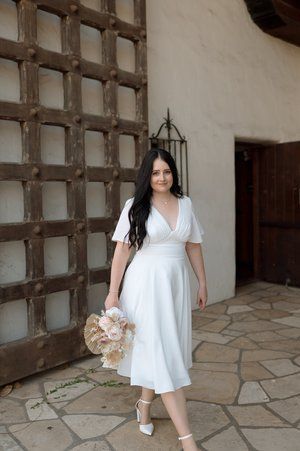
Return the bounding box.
[153,185,170,192]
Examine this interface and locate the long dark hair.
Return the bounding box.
[126,148,183,250]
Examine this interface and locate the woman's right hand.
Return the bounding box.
[104,292,120,311]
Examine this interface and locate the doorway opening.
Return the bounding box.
[235,142,261,286]
[235,139,300,288]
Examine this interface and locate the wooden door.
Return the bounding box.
[259,142,300,286]
[0,0,148,386]
[235,150,255,282]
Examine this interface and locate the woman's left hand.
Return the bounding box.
[197,285,207,310]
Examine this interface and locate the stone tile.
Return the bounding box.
[26,397,58,421]
[253,309,290,320]
[186,370,240,404]
[241,362,274,381]
[45,378,96,403]
[281,295,300,303]
[241,349,293,362]
[194,343,239,363]
[50,401,69,409]
[265,284,284,293]
[246,331,285,342]
[200,320,230,333]
[228,405,288,427]
[241,427,300,451]
[253,293,288,301]
[192,362,237,373]
[268,395,300,423]
[0,426,7,432]
[43,366,84,381]
[0,434,23,451]
[273,301,300,312]
[261,373,300,399]
[62,414,125,439]
[238,382,269,404]
[246,281,274,290]
[228,320,285,332]
[202,426,248,451]
[9,380,43,400]
[72,355,103,371]
[230,312,258,321]
[192,339,201,351]
[192,316,215,330]
[225,294,259,305]
[151,396,170,418]
[64,385,141,414]
[187,401,229,441]
[204,304,227,315]
[227,305,253,314]
[235,286,260,295]
[85,370,129,386]
[250,300,271,310]
[192,331,233,344]
[70,441,110,451]
[260,339,300,354]
[200,313,231,321]
[0,398,27,424]
[228,337,258,350]
[9,420,73,451]
[221,329,245,337]
[106,419,181,451]
[261,359,300,377]
[295,356,300,366]
[272,316,300,328]
[276,328,300,339]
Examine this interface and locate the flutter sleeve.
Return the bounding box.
[111,197,133,243]
[187,198,204,243]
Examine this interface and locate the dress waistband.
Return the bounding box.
[135,242,186,258]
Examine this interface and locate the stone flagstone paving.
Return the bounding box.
[1,282,300,450]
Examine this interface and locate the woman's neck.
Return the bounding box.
[151,191,173,202]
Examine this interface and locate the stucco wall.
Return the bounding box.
[146,0,300,304]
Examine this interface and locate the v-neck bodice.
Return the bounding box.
[111,194,204,247]
[151,197,181,232]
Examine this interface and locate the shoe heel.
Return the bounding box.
[136,408,141,422]
[135,398,154,436]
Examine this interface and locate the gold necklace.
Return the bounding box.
[154,193,172,206]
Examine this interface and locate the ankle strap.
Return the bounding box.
[139,399,152,404]
[178,433,193,440]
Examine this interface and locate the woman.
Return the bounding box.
[104,148,207,451]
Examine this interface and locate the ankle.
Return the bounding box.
[178,433,197,450]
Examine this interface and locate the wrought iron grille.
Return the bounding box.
[0,0,147,386]
[150,109,189,195]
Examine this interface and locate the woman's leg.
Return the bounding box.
[138,387,155,424]
[161,388,198,451]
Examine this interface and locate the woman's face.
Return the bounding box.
[150,158,173,194]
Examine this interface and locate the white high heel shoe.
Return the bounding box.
[135,398,154,436]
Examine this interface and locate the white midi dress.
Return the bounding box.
[111,195,204,394]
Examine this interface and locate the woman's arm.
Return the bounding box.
[185,242,207,310]
[104,241,132,310]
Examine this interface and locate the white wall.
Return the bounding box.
[146,0,300,304]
